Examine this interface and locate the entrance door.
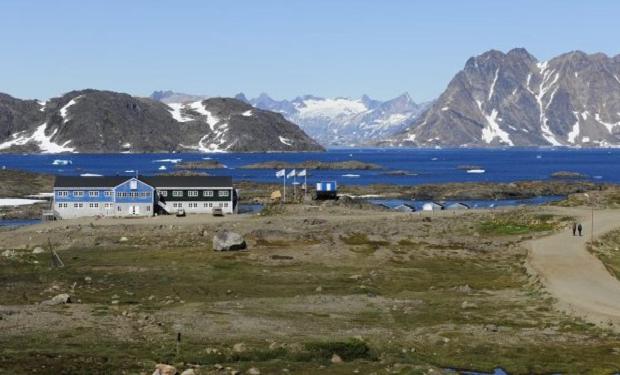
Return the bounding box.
[130,205,140,215]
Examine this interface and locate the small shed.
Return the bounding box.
[446,202,470,210]
[315,181,338,200]
[394,203,416,213]
[422,202,444,211]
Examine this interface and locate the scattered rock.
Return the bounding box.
[453,284,472,293]
[246,367,261,375]
[213,231,246,251]
[233,342,246,353]
[1,249,17,257]
[461,301,478,309]
[180,369,196,375]
[119,236,129,243]
[42,293,71,305]
[331,353,343,364]
[422,217,432,223]
[32,246,45,254]
[84,276,92,283]
[152,363,177,375]
[315,286,323,292]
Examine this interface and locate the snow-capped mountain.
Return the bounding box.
[0,90,323,153]
[241,93,429,146]
[390,48,620,147]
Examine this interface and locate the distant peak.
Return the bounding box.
[234,92,249,103]
[257,92,272,100]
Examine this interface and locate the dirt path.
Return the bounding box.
[527,207,620,329]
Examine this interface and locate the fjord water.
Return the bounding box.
[0,148,619,186]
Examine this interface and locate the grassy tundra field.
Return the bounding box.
[2,203,620,374]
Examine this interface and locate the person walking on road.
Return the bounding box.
[578,223,583,236]
[572,222,577,236]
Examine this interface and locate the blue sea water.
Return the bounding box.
[0,148,618,186]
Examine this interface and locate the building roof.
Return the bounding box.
[54,175,233,189]
[143,176,233,188]
[54,176,131,188]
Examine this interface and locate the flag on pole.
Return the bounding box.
[287,169,296,179]
[297,169,307,177]
[276,169,286,178]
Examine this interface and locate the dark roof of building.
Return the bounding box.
[143,176,232,188]
[53,175,233,188]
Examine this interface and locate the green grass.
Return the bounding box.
[478,215,556,236]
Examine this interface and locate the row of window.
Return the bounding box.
[57,190,114,197]
[57,203,115,209]
[160,190,228,197]
[116,192,150,198]
[56,189,230,198]
[57,203,152,212]
[171,202,229,208]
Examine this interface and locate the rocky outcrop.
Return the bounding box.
[391,48,620,147]
[0,90,324,153]
[241,160,383,170]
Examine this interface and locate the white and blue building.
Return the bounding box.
[53,175,236,219]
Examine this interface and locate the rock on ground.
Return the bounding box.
[331,353,343,363]
[32,246,45,254]
[152,363,177,375]
[213,231,246,251]
[41,293,71,305]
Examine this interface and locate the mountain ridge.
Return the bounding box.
[0,89,324,153]
[390,48,620,147]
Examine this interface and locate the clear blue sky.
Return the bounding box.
[2,0,618,102]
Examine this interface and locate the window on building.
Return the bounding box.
[73,191,84,197]
[57,191,69,197]
[57,203,68,208]
[129,180,138,190]
[204,203,208,207]
[218,190,229,197]
[224,202,228,207]
[88,191,99,197]
[117,206,121,211]
[146,206,151,212]
[104,191,113,197]
[188,190,198,197]
[172,190,183,197]
[204,190,214,197]
[208,203,213,208]
[160,191,168,197]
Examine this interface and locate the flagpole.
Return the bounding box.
[304,173,307,201]
[283,169,286,204]
[293,173,297,202]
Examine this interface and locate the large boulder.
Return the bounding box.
[213,231,246,251]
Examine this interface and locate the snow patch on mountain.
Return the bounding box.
[167,103,193,122]
[60,96,83,124]
[295,98,368,119]
[279,136,293,146]
[0,123,75,153]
